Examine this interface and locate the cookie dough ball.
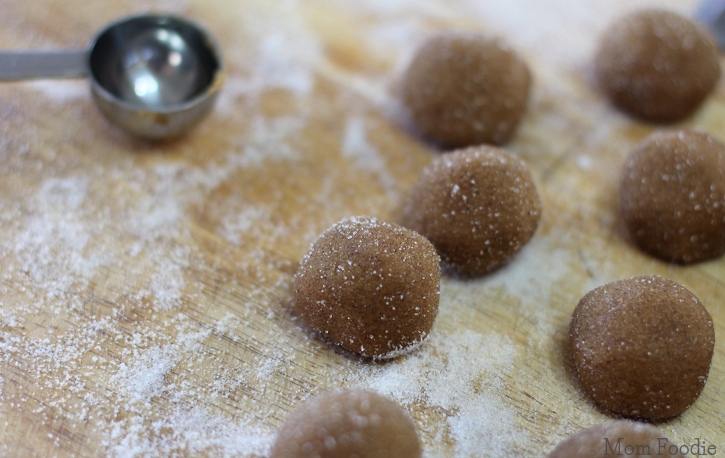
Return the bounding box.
[400,31,531,148]
[548,420,683,458]
[570,275,715,420]
[294,216,440,359]
[270,390,422,458]
[620,129,725,263]
[594,9,721,122]
[402,146,541,275]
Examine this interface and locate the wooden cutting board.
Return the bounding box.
[1,0,723,456]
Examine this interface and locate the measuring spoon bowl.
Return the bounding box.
[0,13,224,140]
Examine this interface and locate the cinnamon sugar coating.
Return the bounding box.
[400,31,531,148]
[595,9,720,122]
[294,216,440,359]
[620,129,725,263]
[270,390,422,458]
[570,276,715,420]
[402,146,541,275]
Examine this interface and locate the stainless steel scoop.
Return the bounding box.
[0,13,224,140]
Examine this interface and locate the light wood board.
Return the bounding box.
[0,0,724,456]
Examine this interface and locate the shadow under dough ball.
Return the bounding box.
[548,420,683,458]
[402,145,541,275]
[400,31,531,148]
[570,276,715,420]
[594,8,720,123]
[620,129,725,263]
[294,216,440,359]
[270,389,422,458]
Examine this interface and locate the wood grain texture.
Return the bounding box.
[0,0,723,457]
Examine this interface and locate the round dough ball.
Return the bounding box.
[270,390,422,458]
[620,129,725,263]
[294,216,440,359]
[594,9,721,122]
[400,31,531,148]
[402,146,541,275]
[570,275,715,420]
[548,420,683,458]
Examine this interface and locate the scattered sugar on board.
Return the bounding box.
[354,329,526,457]
[220,205,276,246]
[6,175,104,293]
[217,1,321,113]
[109,405,273,458]
[104,319,276,457]
[23,80,89,104]
[112,328,211,404]
[0,104,310,456]
[226,115,305,169]
[342,116,398,200]
[3,1,718,457]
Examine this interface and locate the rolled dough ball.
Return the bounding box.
[620,129,725,263]
[594,9,720,122]
[402,146,541,275]
[294,216,440,359]
[400,31,531,148]
[570,275,715,420]
[270,389,422,458]
[548,420,683,458]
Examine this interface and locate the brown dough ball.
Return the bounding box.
[570,275,715,420]
[548,420,683,458]
[294,216,440,359]
[620,129,725,263]
[402,146,541,275]
[270,390,422,458]
[400,31,531,148]
[594,9,721,123]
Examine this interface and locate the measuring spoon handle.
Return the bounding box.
[0,50,89,80]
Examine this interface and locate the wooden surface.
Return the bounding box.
[1,0,724,456]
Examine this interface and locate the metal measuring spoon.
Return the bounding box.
[0,13,224,140]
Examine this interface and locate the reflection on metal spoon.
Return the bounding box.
[0,13,224,140]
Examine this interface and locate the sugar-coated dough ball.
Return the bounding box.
[620,129,725,263]
[294,216,440,359]
[595,9,720,122]
[270,390,422,458]
[400,31,531,148]
[548,420,683,458]
[402,146,541,275]
[570,275,715,420]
